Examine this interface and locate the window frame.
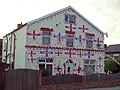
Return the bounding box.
[65,14,76,24]
[66,34,74,47]
[42,31,51,46]
[86,33,95,49]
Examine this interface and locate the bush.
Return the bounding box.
[42,69,49,77]
[104,59,120,74]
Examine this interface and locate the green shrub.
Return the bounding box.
[42,69,49,77]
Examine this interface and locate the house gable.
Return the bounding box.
[27,6,104,35]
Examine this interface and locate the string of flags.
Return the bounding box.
[104,32,108,38]
[25,45,104,62]
[27,30,104,45]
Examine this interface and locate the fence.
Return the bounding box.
[5,69,39,90]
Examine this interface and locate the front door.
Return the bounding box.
[65,59,74,74]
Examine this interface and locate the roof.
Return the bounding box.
[3,23,27,38]
[3,6,104,38]
[105,44,120,53]
[27,6,104,34]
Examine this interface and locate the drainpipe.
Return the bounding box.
[13,33,16,69]
[5,35,8,63]
[9,34,13,70]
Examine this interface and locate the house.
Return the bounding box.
[0,39,2,62]
[0,39,10,90]
[2,6,105,75]
[105,44,120,60]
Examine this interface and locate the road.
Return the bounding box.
[82,86,120,90]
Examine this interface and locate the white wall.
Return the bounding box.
[14,26,27,69]
[26,8,105,74]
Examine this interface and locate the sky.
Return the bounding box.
[0,0,120,45]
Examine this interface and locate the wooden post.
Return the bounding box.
[39,70,42,87]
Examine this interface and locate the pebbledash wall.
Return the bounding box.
[2,6,105,75]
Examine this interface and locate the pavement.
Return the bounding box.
[82,86,120,90]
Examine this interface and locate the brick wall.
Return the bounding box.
[40,80,120,90]
[4,69,120,90]
[40,73,120,90]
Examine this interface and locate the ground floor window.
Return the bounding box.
[39,58,53,76]
[84,65,95,74]
[84,59,96,74]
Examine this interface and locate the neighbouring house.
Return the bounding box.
[0,39,10,90]
[105,44,120,60]
[2,6,105,75]
[0,39,2,62]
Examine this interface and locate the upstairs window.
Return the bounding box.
[66,34,74,47]
[65,14,76,24]
[4,39,7,51]
[42,31,51,45]
[113,54,119,60]
[86,33,95,48]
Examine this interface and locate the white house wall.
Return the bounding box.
[14,26,27,69]
[25,8,105,75]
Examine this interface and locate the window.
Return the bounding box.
[113,54,119,60]
[42,31,51,45]
[4,39,7,51]
[84,65,95,74]
[86,40,93,48]
[66,34,74,47]
[84,59,96,74]
[86,33,95,48]
[65,14,76,24]
[84,59,96,65]
[39,58,53,75]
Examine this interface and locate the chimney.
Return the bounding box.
[17,22,23,28]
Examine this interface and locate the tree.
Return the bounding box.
[104,59,120,74]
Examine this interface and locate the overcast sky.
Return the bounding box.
[0,0,120,45]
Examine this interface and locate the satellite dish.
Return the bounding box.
[97,44,101,48]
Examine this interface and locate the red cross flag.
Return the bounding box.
[53,32,65,44]
[94,38,103,44]
[65,23,76,34]
[98,56,103,62]
[75,35,86,43]
[78,25,89,33]
[54,49,62,56]
[65,49,76,58]
[27,30,41,40]
[84,51,94,59]
[96,63,103,70]
[40,48,53,58]
[54,65,62,75]
[27,48,36,62]
[77,51,83,57]
[104,32,108,38]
